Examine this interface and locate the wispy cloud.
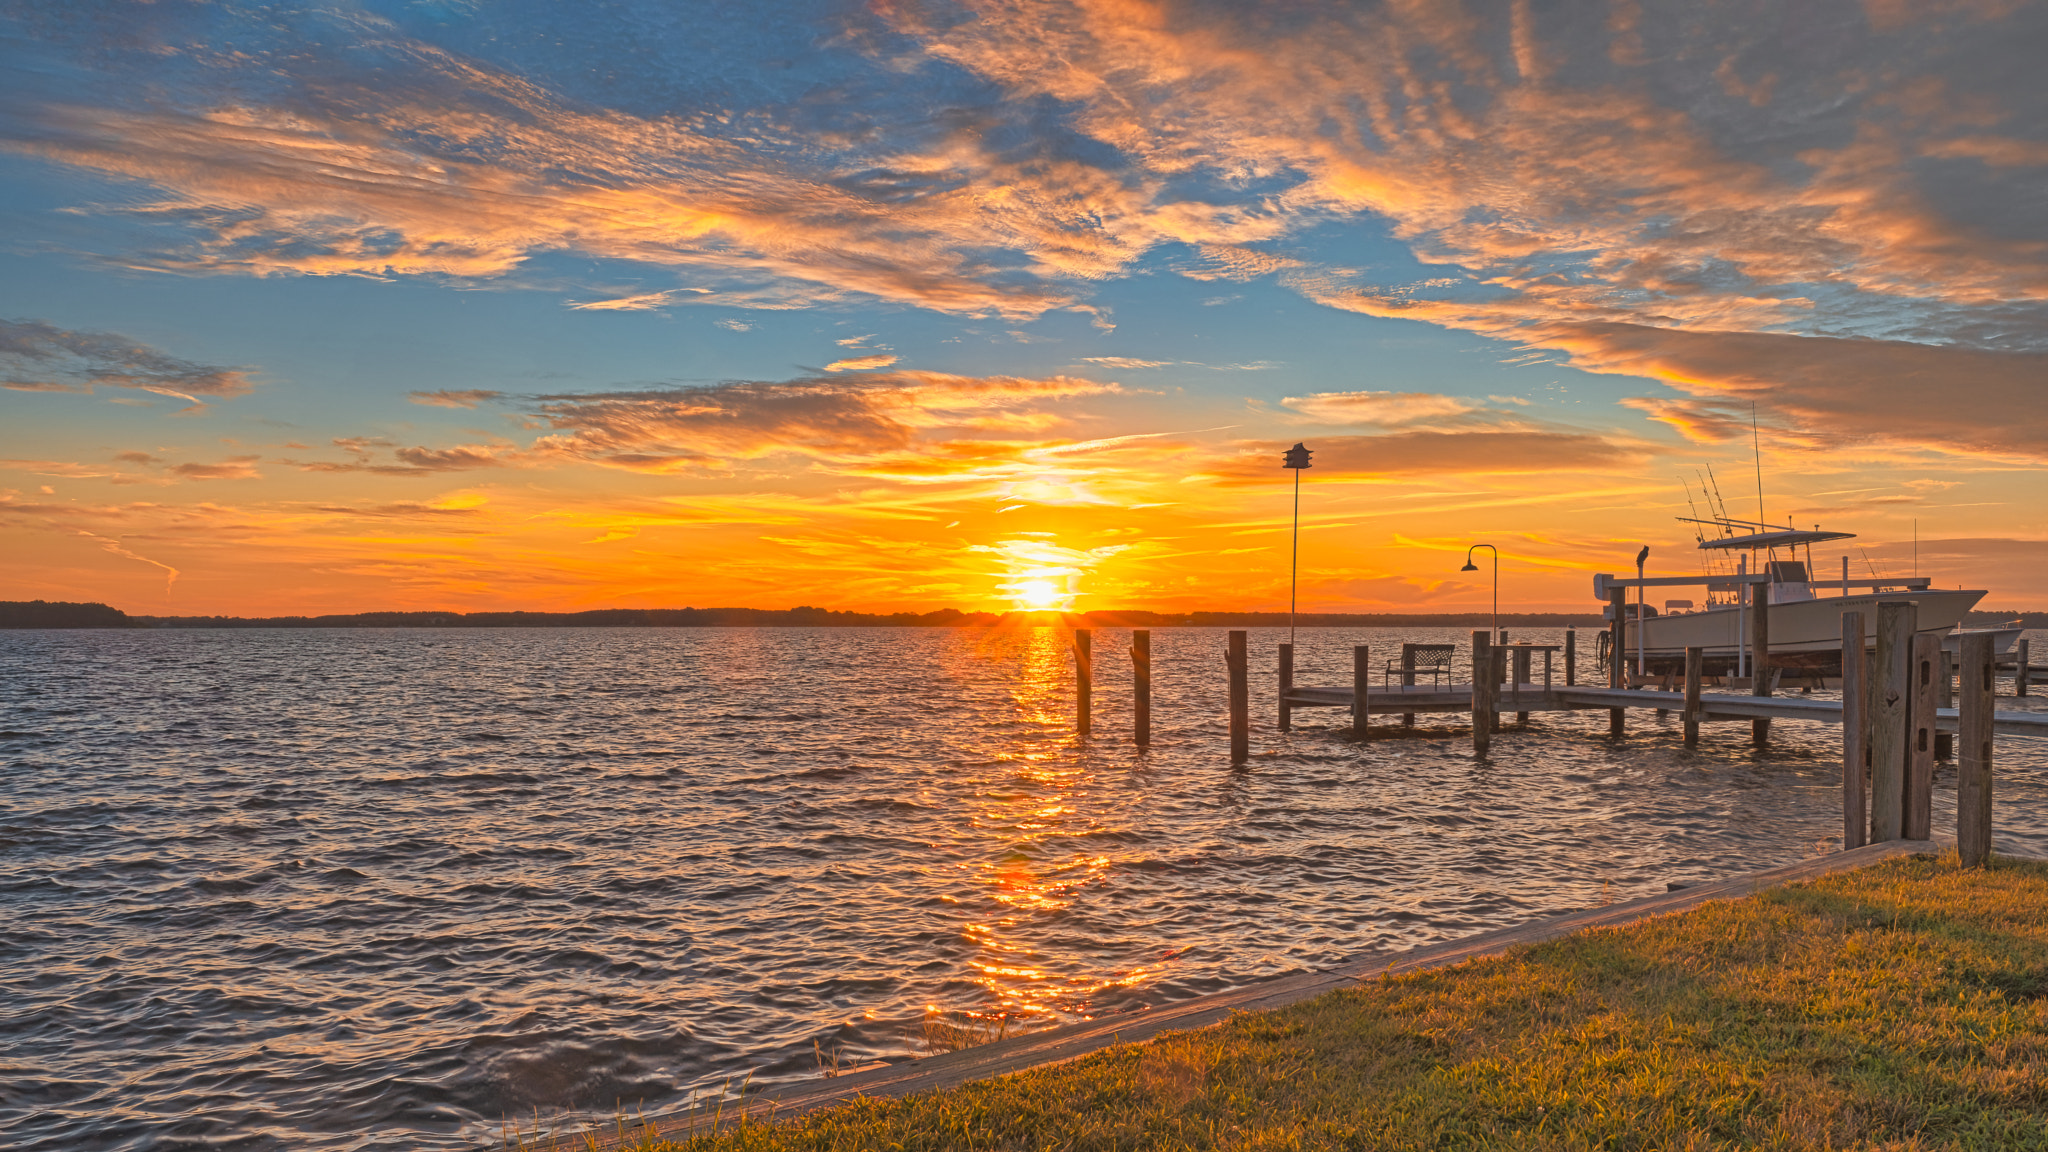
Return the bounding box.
[822,354,899,372]
[0,318,252,404]
[408,389,502,409]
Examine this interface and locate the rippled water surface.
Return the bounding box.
[6,625,2048,1150]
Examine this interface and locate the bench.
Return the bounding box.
[1386,643,1455,689]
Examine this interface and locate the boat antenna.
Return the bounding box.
[1704,463,1734,533]
[1680,475,1719,584]
[1680,476,1707,542]
[1913,519,1918,576]
[1750,402,1765,527]
[1861,547,1880,578]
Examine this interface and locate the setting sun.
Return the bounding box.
[1013,579,1064,611]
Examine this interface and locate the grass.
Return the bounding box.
[589,853,2048,1151]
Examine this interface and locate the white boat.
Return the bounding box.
[1599,520,2002,675]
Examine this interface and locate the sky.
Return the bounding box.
[2,0,2046,616]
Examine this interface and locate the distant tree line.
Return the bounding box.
[5,600,2044,630]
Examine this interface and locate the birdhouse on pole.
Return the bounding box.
[1282,442,1313,470]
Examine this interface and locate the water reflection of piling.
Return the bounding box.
[1131,630,1151,747]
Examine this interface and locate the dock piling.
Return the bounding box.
[1132,630,1151,747]
[1840,612,1867,850]
[1750,586,1772,748]
[1074,629,1092,737]
[1958,630,1995,866]
[1511,645,1531,724]
[1227,630,1249,762]
[1492,648,1508,732]
[1278,643,1294,733]
[1682,646,1703,747]
[1399,644,1417,728]
[1935,649,1954,760]
[2019,637,2033,697]
[1907,631,1940,840]
[1564,628,1576,687]
[1871,601,1916,842]
[1352,645,1369,737]
[1471,631,1493,756]
[1607,587,1627,736]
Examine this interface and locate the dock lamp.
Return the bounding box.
[1283,442,1313,645]
[1460,544,1499,644]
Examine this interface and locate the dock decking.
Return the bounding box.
[1284,682,2048,738]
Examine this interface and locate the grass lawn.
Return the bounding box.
[600,853,2048,1151]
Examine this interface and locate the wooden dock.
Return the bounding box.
[1283,682,2048,739]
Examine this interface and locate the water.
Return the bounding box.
[4,625,2046,1150]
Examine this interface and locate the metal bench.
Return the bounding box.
[1385,643,1454,689]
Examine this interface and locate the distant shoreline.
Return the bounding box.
[6,599,2046,631]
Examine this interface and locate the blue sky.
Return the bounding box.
[3,0,2045,613]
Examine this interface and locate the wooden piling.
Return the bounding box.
[2018,637,2033,697]
[1840,611,1867,850]
[1511,645,1531,724]
[1400,644,1416,728]
[1227,630,1249,762]
[1957,630,1995,867]
[1935,649,1954,761]
[1471,631,1493,756]
[1132,630,1151,748]
[1278,643,1294,733]
[1682,646,1703,747]
[1906,631,1940,841]
[1564,628,1576,687]
[1352,645,1369,737]
[1074,629,1092,737]
[1750,584,1772,747]
[1492,648,1507,733]
[1870,601,1916,842]
[1607,587,1628,736]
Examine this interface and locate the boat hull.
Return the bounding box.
[1621,589,1986,673]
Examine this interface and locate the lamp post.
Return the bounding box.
[1282,443,1313,646]
[1460,544,1498,644]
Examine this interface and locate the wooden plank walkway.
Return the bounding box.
[1285,684,2048,738]
[595,838,1947,1148]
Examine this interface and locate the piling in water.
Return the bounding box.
[1471,631,1493,756]
[1352,645,1369,738]
[1227,630,1248,762]
[1278,643,1293,733]
[1131,630,1151,747]
[1750,587,1772,747]
[1682,645,1703,748]
[1607,587,1627,736]
[1074,629,1092,737]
